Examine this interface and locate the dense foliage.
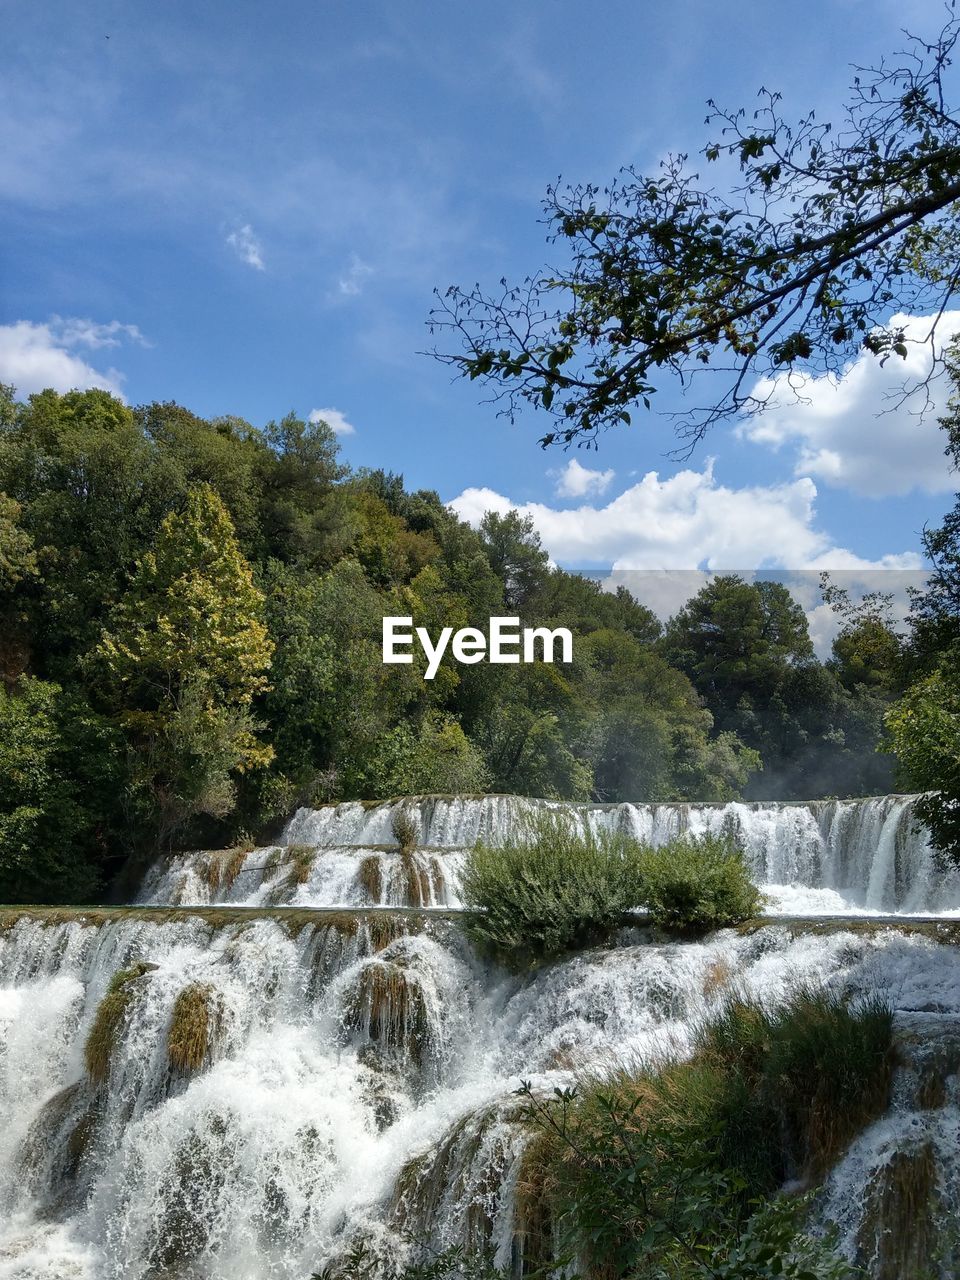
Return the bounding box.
[460,811,646,963]
[460,813,763,962]
[882,345,960,856]
[637,833,764,933]
[0,379,945,901]
[514,987,892,1278]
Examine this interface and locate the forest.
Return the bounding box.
[0,379,956,904]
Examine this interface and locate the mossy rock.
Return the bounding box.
[168,983,223,1075]
[856,1142,947,1279]
[84,962,157,1084]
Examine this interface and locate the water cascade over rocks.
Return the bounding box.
[0,792,958,1278]
[140,793,960,916]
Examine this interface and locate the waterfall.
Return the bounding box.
[2,792,960,1277]
[139,793,960,916]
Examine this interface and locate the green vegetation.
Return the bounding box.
[885,669,960,855]
[515,987,892,1278]
[431,15,960,451]
[881,356,960,856]
[320,988,888,1280]
[84,962,156,1083]
[97,484,274,850]
[283,843,316,887]
[167,983,221,1074]
[460,814,763,963]
[0,367,957,900]
[638,833,765,933]
[460,811,645,964]
[391,806,419,855]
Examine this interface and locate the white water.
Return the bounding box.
[2,910,960,1279]
[140,793,960,917]
[2,791,960,1277]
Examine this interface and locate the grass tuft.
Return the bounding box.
[285,843,315,886]
[84,962,157,1083]
[391,805,420,855]
[359,855,384,903]
[203,839,253,893]
[167,982,222,1074]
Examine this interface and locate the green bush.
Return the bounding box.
[639,832,764,932]
[459,809,644,965]
[459,818,763,964]
[515,985,892,1279]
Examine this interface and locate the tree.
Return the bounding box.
[258,412,350,564]
[821,574,903,692]
[431,14,960,448]
[98,485,274,846]
[885,665,960,857]
[136,401,268,555]
[0,494,38,687]
[662,576,814,726]
[367,711,489,797]
[0,388,159,665]
[0,494,37,593]
[580,628,759,801]
[905,339,960,673]
[0,678,124,902]
[883,338,960,854]
[478,510,549,610]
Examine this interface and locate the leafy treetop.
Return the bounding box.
[431,11,960,449]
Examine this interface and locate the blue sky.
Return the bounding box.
[1,0,954,574]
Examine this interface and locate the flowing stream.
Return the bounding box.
[0,793,958,1278]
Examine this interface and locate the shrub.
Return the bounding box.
[391,806,420,855]
[459,809,644,965]
[516,984,892,1279]
[459,818,761,966]
[638,832,763,932]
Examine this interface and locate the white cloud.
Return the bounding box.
[226,223,264,270]
[337,253,373,297]
[49,317,149,350]
[448,461,925,573]
[309,406,356,436]
[552,457,616,499]
[0,317,147,398]
[738,311,960,497]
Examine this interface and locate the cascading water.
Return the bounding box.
[140,793,960,916]
[1,792,959,1278]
